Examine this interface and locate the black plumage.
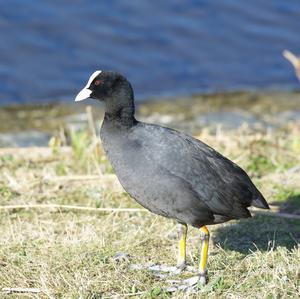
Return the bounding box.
[75,70,269,283]
[101,121,269,227]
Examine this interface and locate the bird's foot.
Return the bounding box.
[176,261,187,272]
[149,264,182,275]
[130,263,197,278]
[198,271,208,285]
[166,272,208,293]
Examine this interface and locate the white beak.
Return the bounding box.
[74,70,102,102]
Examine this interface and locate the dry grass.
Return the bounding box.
[0,122,300,298]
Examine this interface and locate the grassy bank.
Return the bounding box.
[0,94,300,298]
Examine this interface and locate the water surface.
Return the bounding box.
[0,1,300,105]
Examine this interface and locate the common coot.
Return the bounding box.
[75,71,269,284]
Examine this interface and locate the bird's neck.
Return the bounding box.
[103,97,137,129]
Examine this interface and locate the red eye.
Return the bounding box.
[94,80,102,86]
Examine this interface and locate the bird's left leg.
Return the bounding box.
[198,225,210,285]
[177,223,187,270]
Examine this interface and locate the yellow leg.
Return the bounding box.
[177,223,187,269]
[199,226,210,284]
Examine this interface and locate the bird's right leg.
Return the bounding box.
[177,223,187,270]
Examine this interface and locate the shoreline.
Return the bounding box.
[0,89,300,147]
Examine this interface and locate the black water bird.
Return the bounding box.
[75,71,269,284]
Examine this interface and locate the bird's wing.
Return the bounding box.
[129,123,265,217]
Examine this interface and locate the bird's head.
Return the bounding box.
[75,71,133,103]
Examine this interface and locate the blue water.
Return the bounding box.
[0,0,300,105]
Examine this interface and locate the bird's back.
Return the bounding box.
[101,121,269,227]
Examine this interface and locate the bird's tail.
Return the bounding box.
[251,192,269,209]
